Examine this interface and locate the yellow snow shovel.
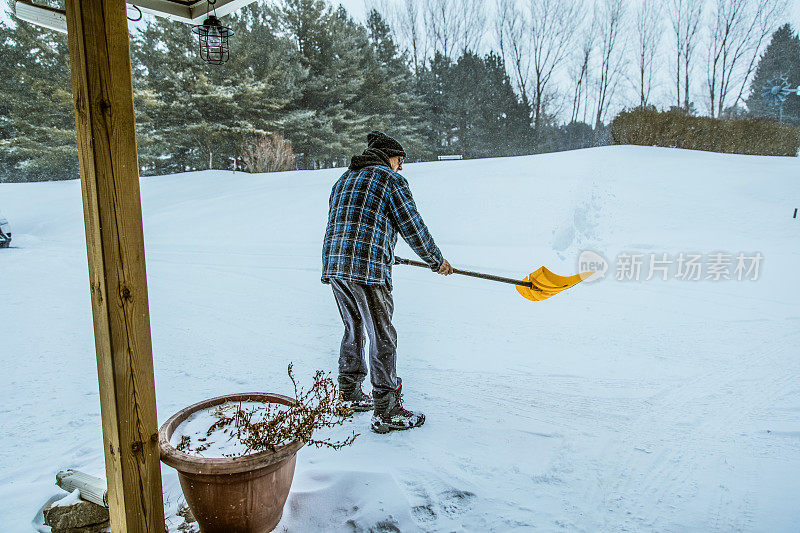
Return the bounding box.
[394,257,594,301]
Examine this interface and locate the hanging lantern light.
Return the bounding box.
[192,0,233,65]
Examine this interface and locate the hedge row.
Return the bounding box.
[610,107,800,157]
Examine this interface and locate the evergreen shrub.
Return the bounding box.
[610,107,800,157]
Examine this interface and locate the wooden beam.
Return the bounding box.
[133,0,258,24]
[64,0,165,531]
[188,0,257,22]
[13,1,67,34]
[132,0,193,23]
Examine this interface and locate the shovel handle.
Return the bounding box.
[394,256,533,288]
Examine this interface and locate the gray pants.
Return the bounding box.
[330,279,397,396]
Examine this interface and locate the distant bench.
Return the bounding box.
[437,155,463,161]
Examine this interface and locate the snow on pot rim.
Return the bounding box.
[159,392,306,476]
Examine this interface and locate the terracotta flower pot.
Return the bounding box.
[159,392,305,533]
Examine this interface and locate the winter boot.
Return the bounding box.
[370,378,425,434]
[338,377,373,412]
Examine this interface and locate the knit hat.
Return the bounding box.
[366,131,407,158]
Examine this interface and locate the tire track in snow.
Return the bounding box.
[584,330,800,532]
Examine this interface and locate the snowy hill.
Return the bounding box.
[1,146,799,531]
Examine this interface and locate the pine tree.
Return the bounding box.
[473,52,533,157]
[276,0,367,167]
[0,14,77,182]
[134,19,239,172]
[1,0,546,181]
[366,8,403,72]
[275,2,429,167]
[417,53,454,154]
[746,24,800,125]
[131,7,304,174]
[231,3,305,134]
[133,19,229,173]
[361,9,427,160]
[418,51,533,159]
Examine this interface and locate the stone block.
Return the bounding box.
[50,522,110,533]
[43,499,109,530]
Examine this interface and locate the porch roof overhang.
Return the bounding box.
[14,0,256,33]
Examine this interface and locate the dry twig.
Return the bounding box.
[179,364,358,457]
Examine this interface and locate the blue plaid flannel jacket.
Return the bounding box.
[322,164,443,290]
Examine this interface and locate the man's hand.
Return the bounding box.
[438,259,454,276]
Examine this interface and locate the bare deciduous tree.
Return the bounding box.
[496,0,580,133]
[528,0,582,132]
[570,17,596,124]
[731,0,787,107]
[495,0,510,58]
[495,0,532,109]
[668,0,704,110]
[424,0,462,60]
[594,0,626,127]
[387,0,429,78]
[455,0,486,54]
[705,0,788,116]
[373,0,786,125]
[634,0,662,107]
[706,0,748,116]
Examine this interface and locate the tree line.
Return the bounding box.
[0,0,797,182]
[383,0,795,123]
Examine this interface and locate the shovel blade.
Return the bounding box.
[516,267,595,301]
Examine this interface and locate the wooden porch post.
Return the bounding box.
[64,0,165,530]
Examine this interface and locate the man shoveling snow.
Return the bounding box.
[322,131,453,434]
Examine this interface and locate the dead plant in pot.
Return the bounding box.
[159,364,357,533]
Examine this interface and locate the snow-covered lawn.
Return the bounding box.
[1,146,799,531]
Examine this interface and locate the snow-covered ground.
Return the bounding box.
[1,146,799,531]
